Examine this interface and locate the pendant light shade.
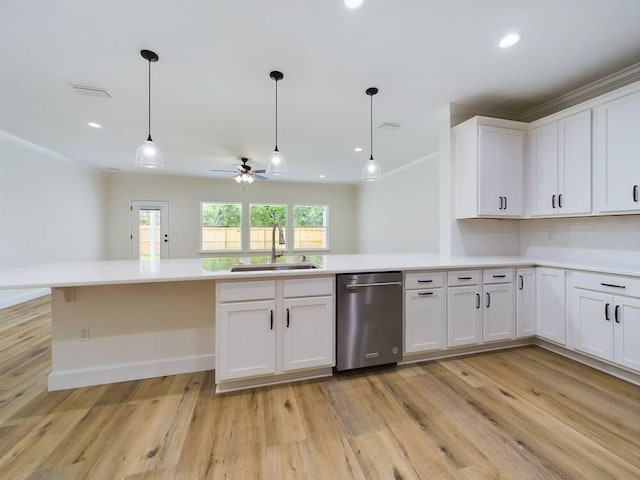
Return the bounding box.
[362,87,381,182]
[136,49,164,168]
[267,70,287,176]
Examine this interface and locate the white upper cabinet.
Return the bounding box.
[528,110,592,216]
[454,116,526,219]
[595,89,640,213]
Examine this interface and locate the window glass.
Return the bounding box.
[294,205,327,249]
[250,204,287,250]
[201,203,242,251]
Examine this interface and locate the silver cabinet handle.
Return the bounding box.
[346,281,402,289]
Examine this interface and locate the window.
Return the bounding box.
[294,205,327,249]
[201,203,242,251]
[250,204,287,250]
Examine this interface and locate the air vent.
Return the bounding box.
[69,84,111,98]
[379,122,402,130]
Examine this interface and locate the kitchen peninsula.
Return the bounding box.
[1,254,639,392]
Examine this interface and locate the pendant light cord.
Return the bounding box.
[147,59,152,142]
[370,93,373,161]
[274,78,279,150]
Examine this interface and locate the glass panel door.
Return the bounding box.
[130,201,169,260]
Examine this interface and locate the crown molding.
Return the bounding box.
[0,128,99,172]
[520,62,640,122]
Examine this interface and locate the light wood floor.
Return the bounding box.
[1,297,640,479]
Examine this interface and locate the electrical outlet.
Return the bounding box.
[79,326,90,342]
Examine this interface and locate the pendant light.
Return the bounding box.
[267,70,287,176]
[135,49,164,168]
[362,87,381,182]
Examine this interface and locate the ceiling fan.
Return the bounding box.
[210,157,268,183]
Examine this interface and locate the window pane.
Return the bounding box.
[250,204,287,250]
[293,205,327,249]
[201,203,242,251]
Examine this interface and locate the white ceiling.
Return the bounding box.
[1,0,639,184]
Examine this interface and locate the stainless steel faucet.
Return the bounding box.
[271,223,285,263]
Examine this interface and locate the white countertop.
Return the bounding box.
[0,254,639,289]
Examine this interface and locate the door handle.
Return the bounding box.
[486,292,491,308]
[558,194,563,208]
[518,275,524,290]
[270,310,274,330]
[346,281,402,289]
[552,194,556,209]
[504,196,507,210]
[286,308,290,328]
[475,293,480,309]
[498,196,503,210]
[634,185,639,203]
[605,303,610,321]
[614,305,620,324]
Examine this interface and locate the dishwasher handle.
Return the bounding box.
[345,281,402,289]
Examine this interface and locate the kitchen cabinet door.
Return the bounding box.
[447,286,482,347]
[536,268,566,345]
[216,300,276,381]
[478,125,524,216]
[595,89,640,213]
[282,296,334,372]
[404,288,446,353]
[530,122,559,216]
[613,296,640,371]
[516,268,536,337]
[558,110,592,215]
[483,283,515,342]
[571,288,614,361]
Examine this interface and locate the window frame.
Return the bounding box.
[292,204,329,251]
[199,201,243,253]
[248,203,289,252]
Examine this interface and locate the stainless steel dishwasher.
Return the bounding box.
[336,272,403,371]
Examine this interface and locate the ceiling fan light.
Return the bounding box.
[247,175,255,184]
[362,159,381,182]
[234,174,242,183]
[135,139,164,168]
[267,149,287,175]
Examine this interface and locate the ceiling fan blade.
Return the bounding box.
[254,169,267,174]
[210,169,237,173]
[255,174,268,180]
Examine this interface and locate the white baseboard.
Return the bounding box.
[48,353,215,391]
[0,288,50,310]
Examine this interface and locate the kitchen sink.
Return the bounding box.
[230,262,320,272]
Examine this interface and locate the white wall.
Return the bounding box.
[0,132,107,306]
[357,155,439,254]
[106,173,358,259]
[520,215,640,264]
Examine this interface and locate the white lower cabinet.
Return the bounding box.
[536,268,566,345]
[516,268,536,337]
[570,272,640,372]
[216,300,276,381]
[404,288,446,353]
[483,283,515,342]
[216,277,334,384]
[447,285,482,347]
[283,296,333,371]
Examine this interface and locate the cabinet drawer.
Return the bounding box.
[448,270,480,286]
[405,271,445,290]
[283,277,333,298]
[483,268,514,284]
[218,280,276,302]
[571,271,640,298]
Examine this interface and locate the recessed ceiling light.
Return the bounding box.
[344,0,364,9]
[320,174,326,178]
[499,32,520,48]
[354,147,363,152]
[88,122,102,128]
